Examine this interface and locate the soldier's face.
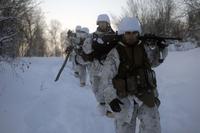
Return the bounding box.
[124,31,139,45]
[98,21,108,32]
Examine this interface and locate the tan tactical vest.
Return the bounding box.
[113,42,156,107]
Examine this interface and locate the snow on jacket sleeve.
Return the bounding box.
[144,45,168,68]
[82,37,93,54]
[75,37,93,65]
[101,48,120,103]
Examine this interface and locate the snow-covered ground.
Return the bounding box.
[168,40,199,51]
[0,48,200,133]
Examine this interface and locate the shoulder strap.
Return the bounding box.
[115,43,128,63]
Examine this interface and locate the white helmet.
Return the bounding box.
[118,17,142,35]
[75,25,81,32]
[81,27,89,34]
[96,14,110,25]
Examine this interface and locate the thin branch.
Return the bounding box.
[0,17,17,22]
[0,33,17,43]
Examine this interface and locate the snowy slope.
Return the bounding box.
[0,58,114,133]
[0,48,200,133]
[156,48,200,133]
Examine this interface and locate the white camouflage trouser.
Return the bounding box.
[70,53,77,72]
[115,104,161,133]
[78,64,87,84]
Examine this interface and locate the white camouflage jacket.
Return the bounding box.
[79,34,168,122]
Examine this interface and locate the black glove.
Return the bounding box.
[80,52,94,62]
[65,45,73,53]
[109,98,124,112]
[157,40,168,50]
[144,33,168,49]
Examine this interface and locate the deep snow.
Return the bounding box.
[0,48,200,133]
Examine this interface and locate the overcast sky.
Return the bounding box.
[41,0,126,32]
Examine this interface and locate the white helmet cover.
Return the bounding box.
[118,17,142,35]
[81,27,89,34]
[75,25,81,32]
[96,14,110,25]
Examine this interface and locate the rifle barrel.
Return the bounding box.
[138,36,182,41]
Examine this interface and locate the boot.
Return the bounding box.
[74,71,79,78]
[106,111,115,118]
[80,82,86,87]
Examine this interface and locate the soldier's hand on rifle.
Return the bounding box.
[80,52,94,62]
[143,33,168,49]
[65,45,73,53]
[157,40,168,50]
[109,98,124,112]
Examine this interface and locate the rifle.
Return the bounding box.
[138,35,182,42]
[54,49,72,82]
[101,33,181,42]
[99,33,182,63]
[138,35,182,63]
[67,30,76,38]
[55,30,80,82]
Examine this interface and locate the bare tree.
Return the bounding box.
[60,29,69,54]
[0,0,28,60]
[0,0,44,60]
[24,8,47,56]
[184,0,200,41]
[48,19,62,56]
[113,0,183,37]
